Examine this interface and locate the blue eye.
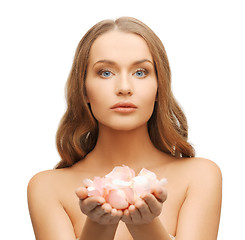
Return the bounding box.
[102,71,111,77]
[134,69,147,78]
[99,70,112,78]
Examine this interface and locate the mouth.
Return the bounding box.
[110,102,137,113]
[111,102,137,109]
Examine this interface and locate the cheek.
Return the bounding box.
[85,83,109,117]
[86,90,103,109]
[139,82,158,106]
[86,81,100,103]
[136,82,158,122]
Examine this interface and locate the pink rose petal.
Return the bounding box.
[138,168,158,186]
[132,175,151,196]
[82,166,167,209]
[83,178,93,187]
[123,186,135,204]
[158,178,168,187]
[105,166,135,181]
[107,189,129,209]
[87,187,101,197]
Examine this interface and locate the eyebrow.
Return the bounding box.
[92,59,154,68]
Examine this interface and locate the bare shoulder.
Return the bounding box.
[172,157,222,238]
[165,155,222,181]
[167,156,222,192]
[27,169,62,207]
[178,157,222,197]
[28,169,64,194]
[27,166,88,202]
[183,157,222,181]
[27,168,79,207]
[27,169,78,239]
[28,169,58,185]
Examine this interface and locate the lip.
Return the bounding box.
[110,102,137,113]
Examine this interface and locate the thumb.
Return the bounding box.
[75,187,88,200]
[152,186,167,203]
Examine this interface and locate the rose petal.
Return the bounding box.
[105,166,135,181]
[107,189,129,209]
[123,187,135,204]
[132,175,151,196]
[82,166,167,209]
[111,179,131,187]
[138,168,157,178]
[158,178,168,187]
[87,186,101,197]
[83,178,93,187]
[138,168,158,186]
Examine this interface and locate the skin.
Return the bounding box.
[27,31,222,240]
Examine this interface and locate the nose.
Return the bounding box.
[115,73,133,96]
[116,88,133,96]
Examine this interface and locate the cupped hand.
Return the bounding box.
[121,187,167,225]
[75,187,123,225]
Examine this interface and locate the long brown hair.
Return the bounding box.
[55,17,195,169]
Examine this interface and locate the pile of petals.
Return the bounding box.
[83,165,167,209]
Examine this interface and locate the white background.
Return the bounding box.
[0,0,244,239]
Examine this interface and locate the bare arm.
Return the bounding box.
[27,171,77,240]
[175,159,222,240]
[126,217,172,240]
[79,218,118,240]
[121,158,222,240]
[27,171,121,240]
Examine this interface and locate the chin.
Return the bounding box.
[97,114,153,132]
[111,126,140,131]
[100,121,148,132]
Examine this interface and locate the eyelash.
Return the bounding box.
[134,68,148,78]
[97,69,114,78]
[97,68,149,78]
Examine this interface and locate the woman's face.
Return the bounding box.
[85,30,158,131]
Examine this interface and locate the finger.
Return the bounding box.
[89,205,108,219]
[111,208,123,218]
[75,187,88,200]
[101,203,112,213]
[143,194,162,216]
[135,199,152,221]
[87,202,112,223]
[79,196,105,214]
[98,204,113,224]
[128,204,142,223]
[152,187,167,203]
[109,209,122,224]
[121,209,132,224]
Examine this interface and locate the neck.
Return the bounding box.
[86,123,160,172]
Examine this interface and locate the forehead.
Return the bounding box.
[88,30,153,65]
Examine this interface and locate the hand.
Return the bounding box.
[75,187,123,225]
[121,187,167,225]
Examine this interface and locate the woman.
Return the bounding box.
[27,17,222,240]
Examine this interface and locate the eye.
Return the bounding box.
[98,70,113,78]
[134,69,148,78]
[102,71,112,77]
